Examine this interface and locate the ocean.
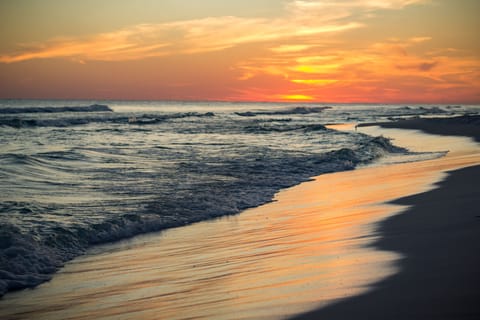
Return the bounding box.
[0,100,477,296]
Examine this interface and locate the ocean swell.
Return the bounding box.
[235,106,330,117]
[0,104,112,114]
[0,111,215,128]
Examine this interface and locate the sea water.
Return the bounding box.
[0,100,477,295]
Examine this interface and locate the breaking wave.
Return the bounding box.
[235,106,330,117]
[0,112,215,128]
[244,123,327,133]
[0,104,112,114]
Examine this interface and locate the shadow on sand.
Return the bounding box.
[291,165,480,320]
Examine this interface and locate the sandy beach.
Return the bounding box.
[292,117,480,319]
[0,117,478,319]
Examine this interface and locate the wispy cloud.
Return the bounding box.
[0,0,426,63]
[0,25,172,63]
[270,45,314,53]
[234,35,480,102]
[291,79,339,85]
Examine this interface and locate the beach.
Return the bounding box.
[0,115,479,319]
[292,165,480,320]
[293,117,480,319]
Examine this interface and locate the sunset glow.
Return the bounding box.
[0,0,479,103]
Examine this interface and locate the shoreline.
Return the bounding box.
[358,115,480,142]
[292,117,480,319]
[0,117,479,319]
[291,165,480,320]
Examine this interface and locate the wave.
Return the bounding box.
[235,106,330,117]
[0,134,406,296]
[244,123,327,133]
[0,112,215,128]
[0,104,112,114]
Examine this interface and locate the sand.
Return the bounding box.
[292,118,480,320]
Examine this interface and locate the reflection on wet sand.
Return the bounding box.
[1,128,478,320]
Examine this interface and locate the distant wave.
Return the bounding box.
[235,106,330,117]
[244,123,327,133]
[0,104,112,114]
[0,111,215,128]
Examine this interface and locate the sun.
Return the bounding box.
[281,94,315,101]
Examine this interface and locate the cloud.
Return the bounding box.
[0,0,426,63]
[287,0,427,20]
[270,45,314,53]
[396,61,438,71]
[233,34,480,102]
[291,79,338,85]
[410,36,433,43]
[418,61,437,71]
[0,25,172,63]
[164,16,361,55]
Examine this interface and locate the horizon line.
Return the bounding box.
[0,97,478,106]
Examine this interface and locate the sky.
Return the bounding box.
[0,0,479,103]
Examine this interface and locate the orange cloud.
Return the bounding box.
[0,25,172,63]
[291,79,339,85]
[233,36,480,102]
[270,45,314,53]
[0,0,427,64]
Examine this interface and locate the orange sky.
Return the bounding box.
[0,0,479,103]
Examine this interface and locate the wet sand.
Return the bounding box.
[291,166,480,320]
[293,119,480,320]
[0,123,479,320]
